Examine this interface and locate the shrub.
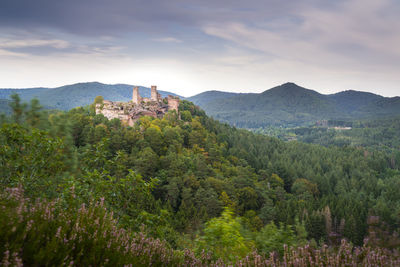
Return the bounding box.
[0,187,190,266]
[1,187,399,266]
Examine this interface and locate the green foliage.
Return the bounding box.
[2,187,398,266]
[0,123,68,198]
[291,178,319,200]
[288,116,400,154]
[180,110,192,122]
[0,187,195,266]
[195,207,254,261]
[2,95,400,265]
[94,95,104,105]
[9,94,27,124]
[189,83,400,128]
[255,220,307,256]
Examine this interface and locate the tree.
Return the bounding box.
[9,94,27,124]
[134,147,159,177]
[94,95,104,105]
[291,178,319,201]
[0,123,67,198]
[25,98,42,127]
[255,220,307,256]
[180,110,192,122]
[144,125,164,155]
[196,207,253,261]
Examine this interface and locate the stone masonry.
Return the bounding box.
[132,86,141,104]
[96,85,180,126]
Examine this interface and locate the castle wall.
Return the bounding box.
[167,95,179,112]
[95,102,132,125]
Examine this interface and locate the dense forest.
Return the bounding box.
[292,117,400,153]
[254,117,400,155]
[1,95,400,265]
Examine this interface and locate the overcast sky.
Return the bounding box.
[0,0,399,97]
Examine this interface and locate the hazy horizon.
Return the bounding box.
[1,80,399,99]
[1,0,399,97]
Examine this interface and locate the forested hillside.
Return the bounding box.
[189,83,400,127]
[0,82,180,110]
[1,96,400,265]
[281,116,400,153]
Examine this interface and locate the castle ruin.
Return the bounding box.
[96,85,180,126]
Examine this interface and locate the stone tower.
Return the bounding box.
[167,95,179,112]
[151,85,158,102]
[132,86,141,104]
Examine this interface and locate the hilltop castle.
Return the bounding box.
[95,85,180,126]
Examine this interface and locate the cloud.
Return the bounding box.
[0,33,126,57]
[0,49,27,58]
[299,0,400,59]
[0,0,195,36]
[0,0,317,36]
[0,0,399,96]
[0,38,70,49]
[153,37,183,43]
[203,0,400,71]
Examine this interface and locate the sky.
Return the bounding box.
[0,0,399,97]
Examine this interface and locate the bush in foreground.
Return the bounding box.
[1,187,399,266]
[0,187,208,266]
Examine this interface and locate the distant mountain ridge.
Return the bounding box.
[186,90,242,107]
[0,99,12,115]
[2,81,399,127]
[0,82,180,111]
[188,82,400,127]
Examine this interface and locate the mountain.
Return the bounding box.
[188,82,400,128]
[3,81,399,127]
[188,90,241,106]
[0,87,48,100]
[0,99,12,115]
[0,82,180,111]
[328,90,384,113]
